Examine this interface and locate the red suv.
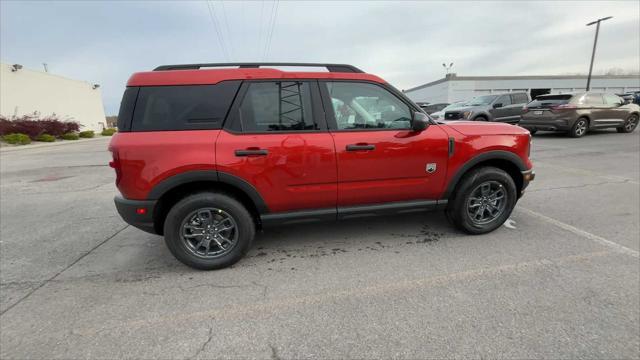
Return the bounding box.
[109,63,534,270]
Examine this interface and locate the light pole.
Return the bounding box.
[586,16,612,91]
[442,62,454,75]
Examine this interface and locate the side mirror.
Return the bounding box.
[412,112,429,132]
[493,103,503,109]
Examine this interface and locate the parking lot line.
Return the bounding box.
[519,207,639,258]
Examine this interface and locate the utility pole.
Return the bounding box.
[585,16,612,91]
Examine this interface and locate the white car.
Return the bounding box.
[430,101,466,120]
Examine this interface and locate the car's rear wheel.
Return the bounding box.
[474,115,488,121]
[446,167,517,234]
[569,118,588,138]
[163,192,255,270]
[617,114,639,133]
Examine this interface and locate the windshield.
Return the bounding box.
[465,95,498,106]
[527,95,572,108]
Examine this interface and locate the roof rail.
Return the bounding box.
[153,62,364,73]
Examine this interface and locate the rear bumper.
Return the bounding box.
[520,169,535,197]
[114,196,158,234]
[520,118,572,131]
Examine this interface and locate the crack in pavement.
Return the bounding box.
[270,344,281,360]
[190,326,214,360]
[0,225,129,317]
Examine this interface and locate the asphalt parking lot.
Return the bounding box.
[1,129,638,359]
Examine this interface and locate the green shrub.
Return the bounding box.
[61,132,79,140]
[101,128,117,136]
[35,134,56,142]
[79,130,95,138]
[2,133,31,145]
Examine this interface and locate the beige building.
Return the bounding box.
[0,62,106,131]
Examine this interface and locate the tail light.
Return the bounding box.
[550,104,577,113]
[109,149,122,185]
[522,106,529,113]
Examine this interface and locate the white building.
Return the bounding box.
[0,62,106,131]
[404,73,640,104]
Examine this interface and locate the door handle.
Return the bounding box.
[235,149,268,157]
[346,144,375,151]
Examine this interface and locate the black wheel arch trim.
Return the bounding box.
[146,170,269,214]
[442,150,528,199]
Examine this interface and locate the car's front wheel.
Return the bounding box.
[617,114,639,133]
[446,167,517,234]
[163,192,255,270]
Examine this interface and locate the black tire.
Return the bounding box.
[163,192,255,270]
[569,117,588,138]
[617,114,639,133]
[446,167,517,235]
[474,116,489,122]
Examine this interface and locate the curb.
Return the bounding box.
[0,136,111,153]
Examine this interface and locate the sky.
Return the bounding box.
[1,0,639,115]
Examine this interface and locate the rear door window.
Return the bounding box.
[131,81,240,131]
[235,81,317,132]
[584,93,604,105]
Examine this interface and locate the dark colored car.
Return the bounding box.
[444,92,530,124]
[420,102,449,115]
[109,62,534,270]
[520,92,640,137]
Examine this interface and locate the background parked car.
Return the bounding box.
[430,101,466,120]
[444,92,530,124]
[419,102,449,115]
[520,92,640,137]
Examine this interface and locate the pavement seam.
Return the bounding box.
[71,250,615,335]
[0,225,130,317]
[527,179,635,192]
[519,207,639,258]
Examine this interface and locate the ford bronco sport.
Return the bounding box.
[109,63,535,270]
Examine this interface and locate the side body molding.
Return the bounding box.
[442,150,527,199]
[147,170,270,214]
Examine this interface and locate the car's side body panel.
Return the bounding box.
[109,130,219,200]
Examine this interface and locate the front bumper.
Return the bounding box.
[114,196,158,234]
[520,169,535,197]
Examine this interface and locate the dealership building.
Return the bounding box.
[0,62,106,131]
[403,73,640,104]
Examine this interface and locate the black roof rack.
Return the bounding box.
[153,62,364,73]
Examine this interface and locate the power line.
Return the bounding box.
[219,0,234,61]
[205,0,230,61]
[263,0,279,61]
[258,0,266,59]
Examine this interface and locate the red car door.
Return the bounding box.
[320,81,449,207]
[216,80,337,213]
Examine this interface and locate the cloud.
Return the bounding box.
[1,0,638,114]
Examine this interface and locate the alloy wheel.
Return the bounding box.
[625,115,638,132]
[466,181,508,225]
[575,120,587,137]
[180,208,239,258]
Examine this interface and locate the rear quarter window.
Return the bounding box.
[129,81,240,131]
